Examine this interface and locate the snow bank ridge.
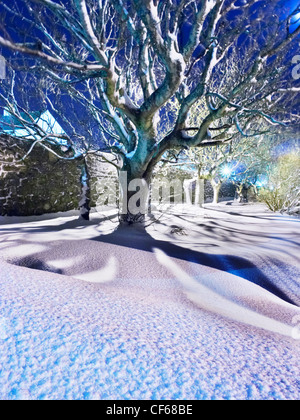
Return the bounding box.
[154,248,300,339]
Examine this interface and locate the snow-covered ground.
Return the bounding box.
[0,202,299,400]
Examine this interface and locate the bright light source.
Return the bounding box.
[222,165,232,177]
[256,176,268,188]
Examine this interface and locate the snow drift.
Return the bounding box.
[0,203,299,400]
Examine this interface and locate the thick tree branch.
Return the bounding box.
[0,36,108,73]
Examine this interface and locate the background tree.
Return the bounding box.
[185,143,240,205]
[257,139,300,214]
[0,0,299,223]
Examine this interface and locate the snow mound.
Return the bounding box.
[0,203,299,400]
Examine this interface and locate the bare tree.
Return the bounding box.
[159,135,266,205]
[0,0,299,223]
[0,66,120,219]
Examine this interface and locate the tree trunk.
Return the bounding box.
[195,177,205,207]
[79,158,91,221]
[119,169,150,225]
[235,183,247,203]
[183,179,192,205]
[211,180,221,205]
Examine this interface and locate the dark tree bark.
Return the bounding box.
[79,158,91,221]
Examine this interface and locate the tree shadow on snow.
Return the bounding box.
[2,214,298,306]
[91,224,297,305]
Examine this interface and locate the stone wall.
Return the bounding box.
[0,135,119,217]
[0,135,82,216]
[87,154,118,209]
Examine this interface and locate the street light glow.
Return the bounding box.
[222,165,232,177]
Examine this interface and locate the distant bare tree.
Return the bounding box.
[0,0,299,223]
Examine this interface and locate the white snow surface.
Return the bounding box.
[0,202,300,400]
